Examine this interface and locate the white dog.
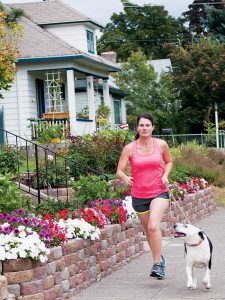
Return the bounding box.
[173,223,213,290]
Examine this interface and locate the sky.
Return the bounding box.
[2,0,193,25]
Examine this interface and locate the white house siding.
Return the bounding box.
[94,92,102,110]
[76,92,88,113]
[76,120,95,135]
[1,67,37,143]
[1,82,19,136]
[45,24,96,54]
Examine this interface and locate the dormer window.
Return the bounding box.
[86,30,94,54]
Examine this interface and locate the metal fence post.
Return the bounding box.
[34,143,41,204]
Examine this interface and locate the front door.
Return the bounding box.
[36,79,45,118]
[114,100,121,124]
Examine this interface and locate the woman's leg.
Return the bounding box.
[138,211,151,249]
[148,198,169,263]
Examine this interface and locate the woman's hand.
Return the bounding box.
[162,174,169,187]
[122,175,133,186]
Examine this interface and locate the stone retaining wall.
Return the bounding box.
[0,188,217,299]
[1,220,144,300]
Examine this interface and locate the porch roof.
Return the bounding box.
[8,0,103,29]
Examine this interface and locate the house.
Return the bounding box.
[1,0,127,140]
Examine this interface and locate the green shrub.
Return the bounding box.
[171,144,225,187]
[69,131,133,176]
[71,175,115,207]
[0,145,22,174]
[32,156,70,189]
[34,198,77,216]
[35,123,64,144]
[0,174,31,212]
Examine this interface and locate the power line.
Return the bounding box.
[122,2,225,8]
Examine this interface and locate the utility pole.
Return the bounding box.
[215,102,219,149]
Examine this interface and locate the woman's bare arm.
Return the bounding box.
[116,144,133,186]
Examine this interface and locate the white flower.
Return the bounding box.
[47,155,54,161]
[57,218,100,241]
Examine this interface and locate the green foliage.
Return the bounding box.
[171,143,225,187]
[168,37,225,132]
[34,198,77,216]
[116,50,158,118]
[69,131,132,176]
[205,5,225,41]
[0,145,22,174]
[35,123,64,144]
[96,103,111,119]
[32,157,69,189]
[76,105,89,119]
[97,1,187,61]
[0,174,31,212]
[71,175,114,207]
[0,4,24,99]
[183,0,225,35]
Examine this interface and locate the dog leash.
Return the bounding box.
[169,192,191,225]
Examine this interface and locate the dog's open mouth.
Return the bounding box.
[174,232,186,238]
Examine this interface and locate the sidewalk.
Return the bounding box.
[72,207,224,299]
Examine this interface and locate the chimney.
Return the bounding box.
[101,51,117,64]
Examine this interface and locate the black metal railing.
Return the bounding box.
[0,129,109,204]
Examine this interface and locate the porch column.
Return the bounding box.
[86,76,96,131]
[103,79,112,123]
[66,69,77,136]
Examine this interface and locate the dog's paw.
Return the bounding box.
[187,282,197,289]
[203,280,211,289]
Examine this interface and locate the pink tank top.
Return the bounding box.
[129,138,168,198]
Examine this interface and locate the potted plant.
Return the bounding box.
[96,104,111,125]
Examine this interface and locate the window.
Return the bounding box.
[86,30,94,54]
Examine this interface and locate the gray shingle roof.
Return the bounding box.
[18,16,81,58]
[6,1,119,71]
[9,0,103,27]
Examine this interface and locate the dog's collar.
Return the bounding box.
[185,240,204,247]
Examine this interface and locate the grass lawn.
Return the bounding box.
[19,159,36,173]
[212,186,225,206]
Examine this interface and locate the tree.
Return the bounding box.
[183,0,225,35]
[116,50,158,125]
[0,2,24,99]
[204,5,225,41]
[168,37,225,133]
[115,50,182,132]
[97,0,187,61]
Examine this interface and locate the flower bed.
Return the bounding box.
[1,219,144,299]
[0,178,217,299]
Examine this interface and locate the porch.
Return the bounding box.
[26,68,126,139]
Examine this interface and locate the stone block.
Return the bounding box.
[3,259,33,272]
[20,280,43,296]
[5,270,33,284]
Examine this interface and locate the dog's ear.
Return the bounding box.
[198,231,205,240]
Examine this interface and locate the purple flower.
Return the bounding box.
[0,213,5,220]
[22,219,29,225]
[6,216,12,222]
[13,228,20,235]
[12,217,19,223]
[3,226,11,234]
[16,208,25,215]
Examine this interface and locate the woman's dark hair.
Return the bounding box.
[135,112,154,140]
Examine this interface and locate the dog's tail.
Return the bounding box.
[207,236,213,270]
